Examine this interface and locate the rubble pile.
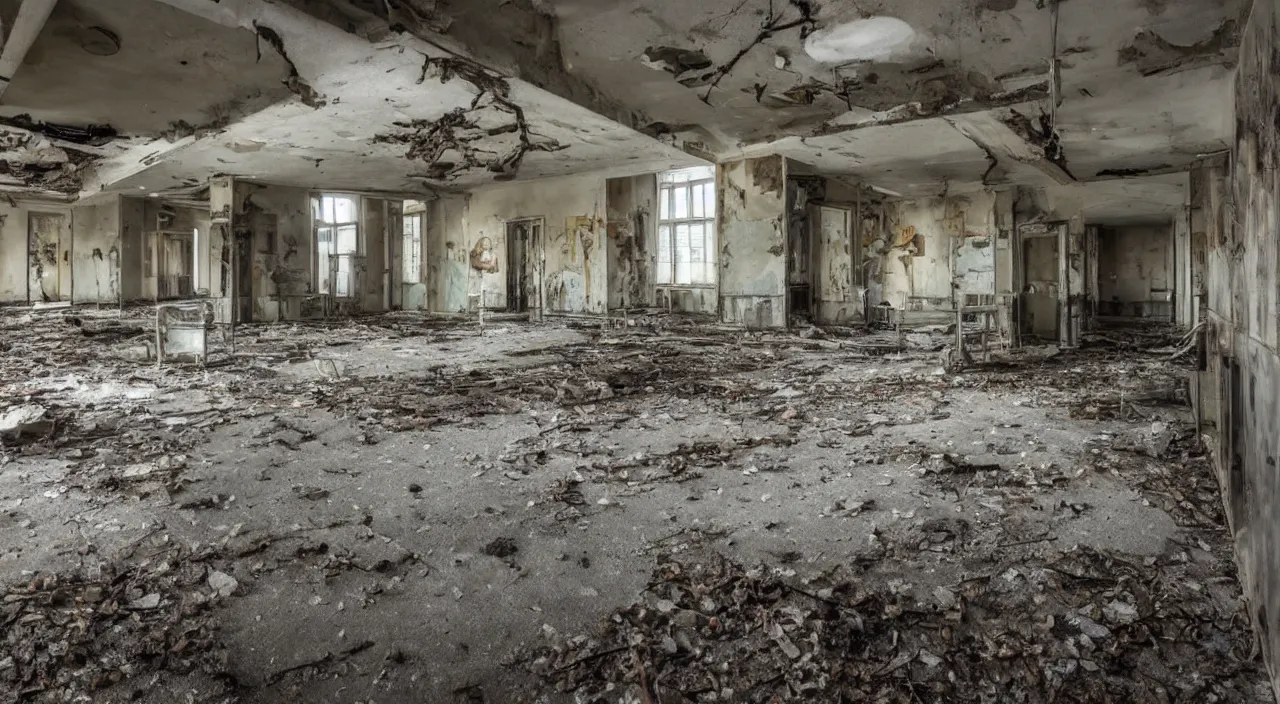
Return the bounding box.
[1,556,235,704]
[529,548,1265,703]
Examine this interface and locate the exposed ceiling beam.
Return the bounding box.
[813,82,1050,138]
[0,0,58,101]
[946,111,1075,186]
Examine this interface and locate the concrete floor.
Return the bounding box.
[0,309,1269,703]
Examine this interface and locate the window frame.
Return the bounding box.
[313,193,363,297]
[402,212,423,284]
[656,166,717,288]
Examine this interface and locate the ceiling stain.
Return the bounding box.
[1118,19,1240,76]
[976,0,1019,13]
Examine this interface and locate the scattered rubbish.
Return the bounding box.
[207,570,239,598]
[483,537,519,559]
[0,404,51,440]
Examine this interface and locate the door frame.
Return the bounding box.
[505,217,544,317]
[1017,222,1065,341]
[28,210,72,303]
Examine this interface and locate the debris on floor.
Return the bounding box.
[527,543,1265,703]
[0,309,1269,703]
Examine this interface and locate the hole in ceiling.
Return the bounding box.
[804,17,916,63]
[641,46,713,75]
[77,26,121,57]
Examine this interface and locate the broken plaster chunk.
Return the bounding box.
[1102,600,1139,625]
[128,593,162,610]
[1069,613,1112,639]
[207,570,239,598]
[0,405,51,439]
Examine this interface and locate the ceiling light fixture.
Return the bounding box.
[804,17,916,63]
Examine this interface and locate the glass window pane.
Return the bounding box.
[337,225,358,254]
[694,262,714,285]
[334,197,358,224]
[659,188,671,220]
[703,184,716,219]
[660,166,714,183]
[322,197,335,224]
[336,257,351,297]
[657,225,672,284]
[674,187,689,219]
[691,185,704,219]
[675,224,690,260]
[318,251,331,293]
[675,260,691,285]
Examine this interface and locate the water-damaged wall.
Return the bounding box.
[606,175,657,311]
[719,157,786,328]
[872,192,1000,317]
[233,182,313,322]
[0,200,69,303]
[427,194,469,314]
[1096,224,1174,319]
[70,200,121,304]
[1205,0,1280,693]
[120,197,146,302]
[461,173,607,315]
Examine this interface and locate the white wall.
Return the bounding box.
[462,173,608,314]
[0,198,122,305]
[71,199,122,304]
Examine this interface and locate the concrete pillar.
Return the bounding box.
[208,177,235,324]
[717,155,787,328]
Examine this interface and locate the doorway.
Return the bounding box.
[785,179,820,322]
[1021,227,1059,340]
[28,212,71,303]
[505,218,541,313]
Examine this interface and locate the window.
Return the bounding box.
[658,166,716,286]
[403,212,423,283]
[314,195,360,296]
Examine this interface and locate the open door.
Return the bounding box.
[1021,225,1059,340]
[506,218,541,315]
[816,205,854,324]
[785,179,817,323]
[28,212,71,303]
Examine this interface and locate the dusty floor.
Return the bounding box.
[0,308,1269,703]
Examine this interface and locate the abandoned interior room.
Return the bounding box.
[0,0,1278,701]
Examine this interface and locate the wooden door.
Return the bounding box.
[29,212,70,302]
[1022,233,1059,339]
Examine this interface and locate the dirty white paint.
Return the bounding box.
[606,174,658,311]
[82,0,699,198]
[460,173,608,315]
[71,200,121,304]
[427,195,469,314]
[804,17,918,63]
[1096,224,1174,317]
[719,157,787,328]
[0,202,38,302]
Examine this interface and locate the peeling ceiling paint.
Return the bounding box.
[0,0,1248,200]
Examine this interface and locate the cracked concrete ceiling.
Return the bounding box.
[0,0,1247,200]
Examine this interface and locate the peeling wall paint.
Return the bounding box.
[120,197,145,302]
[1096,224,1174,318]
[783,167,865,325]
[459,173,608,315]
[233,182,313,321]
[873,192,1000,315]
[0,203,32,302]
[427,194,469,314]
[719,157,786,328]
[71,200,121,304]
[1203,1,1280,695]
[606,175,656,311]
